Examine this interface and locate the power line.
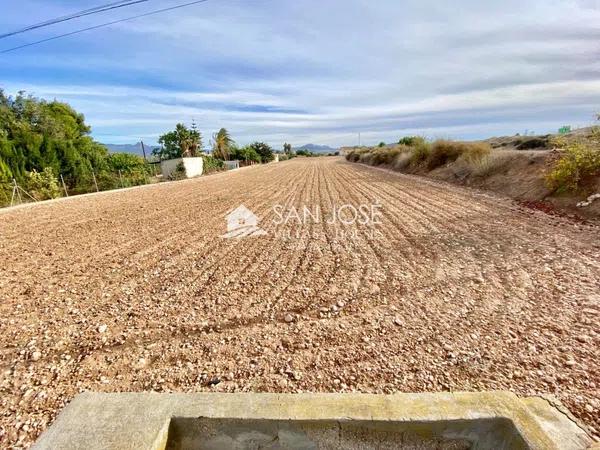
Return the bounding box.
[0,1,153,40]
[0,0,211,54]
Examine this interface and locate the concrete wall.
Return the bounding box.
[224,160,240,170]
[161,157,204,179]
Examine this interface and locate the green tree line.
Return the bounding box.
[1,91,283,207]
[0,90,150,205]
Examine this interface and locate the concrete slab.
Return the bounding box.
[32,392,593,450]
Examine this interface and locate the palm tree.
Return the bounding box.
[212,128,235,160]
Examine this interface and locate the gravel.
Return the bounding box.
[0,157,599,447]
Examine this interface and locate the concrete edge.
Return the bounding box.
[32,392,593,450]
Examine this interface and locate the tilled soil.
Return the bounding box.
[0,157,599,447]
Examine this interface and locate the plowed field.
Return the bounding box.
[1,157,599,446]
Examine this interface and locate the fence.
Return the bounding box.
[1,164,161,208]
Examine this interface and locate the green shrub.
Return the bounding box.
[546,141,600,192]
[230,145,261,163]
[248,142,274,162]
[398,136,427,147]
[202,155,225,174]
[25,167,61,200]
[106,152,148,173]
[169,162,187,181]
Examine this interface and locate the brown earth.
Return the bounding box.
[1,157,599,447]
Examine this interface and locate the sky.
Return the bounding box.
[1,0,599,148]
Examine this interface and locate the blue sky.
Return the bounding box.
[1,0,599,148]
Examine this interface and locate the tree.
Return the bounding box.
[296,149,313,157]
[0,90,111,188]
[283,142,292,154]
[249,142,274,163]
[212,128,235,160]
[378,142,386,147]
[154,123,202,160]
[230,145,261,163]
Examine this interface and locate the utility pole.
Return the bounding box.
[141,140,147,162]
[358,132,361,147]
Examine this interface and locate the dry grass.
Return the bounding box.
[346,139,491,173]
[428,140,491,169]
[466,152,518,178]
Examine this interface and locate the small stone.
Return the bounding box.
[336,300,345,308]
[98,324,108,333]
[31,351,42,361]
[284,314,294,323]
[585,404,594,414]
[565,359,576,367]
[443,344,453,352]
[393,318,402,326]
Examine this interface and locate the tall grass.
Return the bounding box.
[346,139,490,173]
[427,141,491,169]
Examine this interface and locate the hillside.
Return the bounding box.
[294,143,338,154]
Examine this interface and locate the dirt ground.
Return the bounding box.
[1,157,599,447]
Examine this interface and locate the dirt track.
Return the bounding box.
[1,157,599,446]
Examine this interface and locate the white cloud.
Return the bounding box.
[1,0,599,146]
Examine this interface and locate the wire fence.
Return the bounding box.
[1,164,161,208]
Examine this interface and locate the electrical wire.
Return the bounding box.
[1,0,211,54]
[0,1,152,40]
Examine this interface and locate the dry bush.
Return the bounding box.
[427,140,491,169]
[409,141,432,166]
[346,150,366,162]
[468,152,518,178]
[370,147,403,166]
[392,152,412,171]
[359,152,374,164]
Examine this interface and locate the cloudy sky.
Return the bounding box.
[1,0,599,148]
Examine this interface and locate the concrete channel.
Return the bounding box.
[33,392,594,449]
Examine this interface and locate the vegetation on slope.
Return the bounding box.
[346,129,600,216]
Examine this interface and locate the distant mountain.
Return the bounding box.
[103,142,158,157]
[294,143,338,154]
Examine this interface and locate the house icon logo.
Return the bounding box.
[222,204,268,239]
